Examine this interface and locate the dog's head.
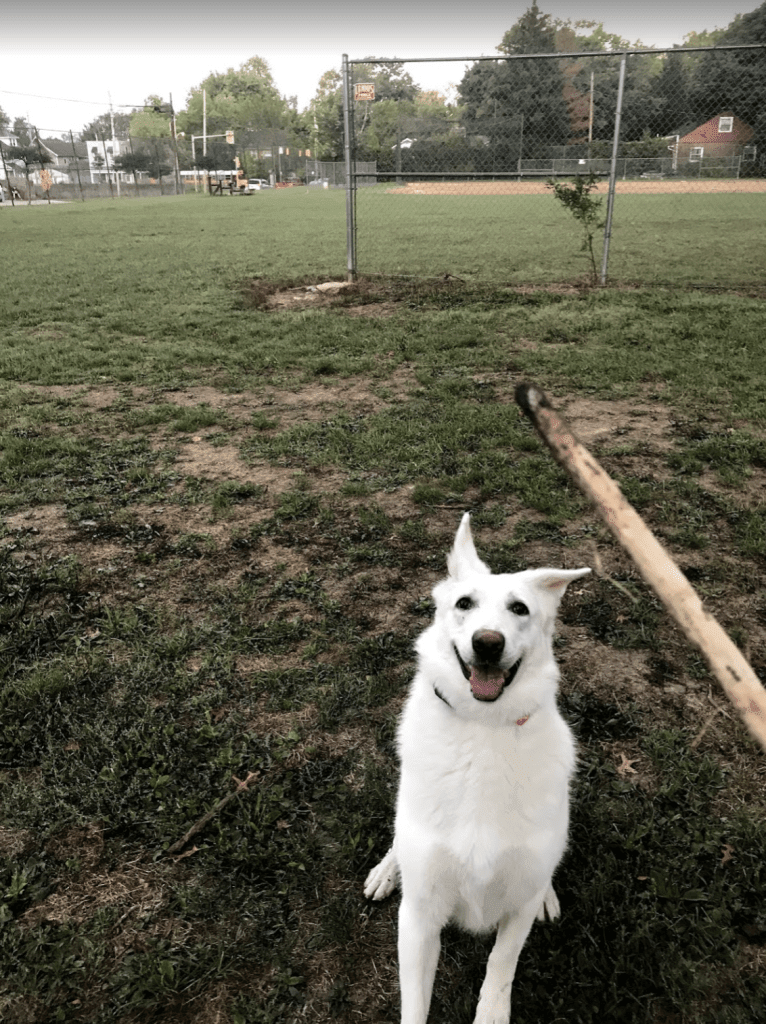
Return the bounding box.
[427,513,590,705]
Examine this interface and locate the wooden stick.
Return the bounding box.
[166,771,260,856]
[515,382,766,753]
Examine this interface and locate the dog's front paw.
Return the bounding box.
[363,847,399,901]
[473,991,510,1024]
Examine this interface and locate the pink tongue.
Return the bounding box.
[470,668,505,700]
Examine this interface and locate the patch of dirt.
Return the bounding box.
[385,179,766,196]
[265,282,352,311]
[561,395,676,451]
[4,504,73,543]
[21,862,166,928]
[0,828,35,857]
[173,439,266,482]
[18,384,123,409]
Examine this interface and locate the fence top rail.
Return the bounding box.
[351,171,612,178]
[346,43,766,64]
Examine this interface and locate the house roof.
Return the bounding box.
[42,137,88,158]
[679,113,754,145]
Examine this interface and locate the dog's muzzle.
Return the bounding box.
[453,631,522,702]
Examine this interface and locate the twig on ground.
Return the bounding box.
[166,771,260,857]
[515,381,766,753]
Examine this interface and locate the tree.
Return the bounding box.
[81,110,132,140]
[6,142,53,201]
[459,6,570,164]
[113,150,150,178]
[351,63,420,163]
[305,69,344,159]
[305,62,422,164]
[498,2,557,55]
[12,118,31,146]
[130,97,171,139]
[0,105,10,134]
[687,1,766,171]
[649,50,694,138]
[546,173,604,284]
[177,57,287,137]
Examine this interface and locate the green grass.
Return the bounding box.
[355,188,766,288]
[1,195,766,1024]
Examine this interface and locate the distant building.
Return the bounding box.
[38,138,91,184]
[83,138,132,182]
[676,112,756,168]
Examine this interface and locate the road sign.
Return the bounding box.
[355,83,375,102]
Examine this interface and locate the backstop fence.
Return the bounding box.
[341,45,766,287]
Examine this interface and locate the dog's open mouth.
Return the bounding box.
[453,647,522,701]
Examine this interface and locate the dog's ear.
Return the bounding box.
[528,568,591,606]
[447,513,491,579]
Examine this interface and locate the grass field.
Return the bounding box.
[356,187,766,287]
[1,194,766,1024]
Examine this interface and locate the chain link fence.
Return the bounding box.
[305,160,377,187]
[0,129,337,203]
[342,45,766,287]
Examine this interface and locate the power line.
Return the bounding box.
[0,87,142,107]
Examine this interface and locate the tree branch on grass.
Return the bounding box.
[165,770,260,857]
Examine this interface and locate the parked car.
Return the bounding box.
[247,178,271,190]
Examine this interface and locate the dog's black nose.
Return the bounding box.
[472,630,505,663]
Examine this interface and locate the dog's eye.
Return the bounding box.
[509,601,529,616]
[455,596,474,611]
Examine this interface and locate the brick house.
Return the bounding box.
[676,112,756,168]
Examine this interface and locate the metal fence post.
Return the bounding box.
[600,50,628,286]
[68,131,85,202]
[342,54,357,281]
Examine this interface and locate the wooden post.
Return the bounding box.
[515,381,766,753]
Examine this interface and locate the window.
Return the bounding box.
[718,116,733,133]
[689,146,704,162]
[743,145,757,162]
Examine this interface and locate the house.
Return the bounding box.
[38,138,91,184]
[83,138,133,182]
[1,136,92,186]
[676,112,756,168]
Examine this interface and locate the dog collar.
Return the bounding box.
[433,686,530,725]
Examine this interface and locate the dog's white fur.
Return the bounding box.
[364,513,590,1024]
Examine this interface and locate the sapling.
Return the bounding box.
[546,174,605,285]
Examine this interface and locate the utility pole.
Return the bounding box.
[108,92,120,197]
[203,89,208,192]
[169,93,182,194]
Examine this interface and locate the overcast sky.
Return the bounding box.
[0,0,757,137]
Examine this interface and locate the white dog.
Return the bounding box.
[364,513,590,1024]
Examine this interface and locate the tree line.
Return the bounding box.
[1,2,764,185]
